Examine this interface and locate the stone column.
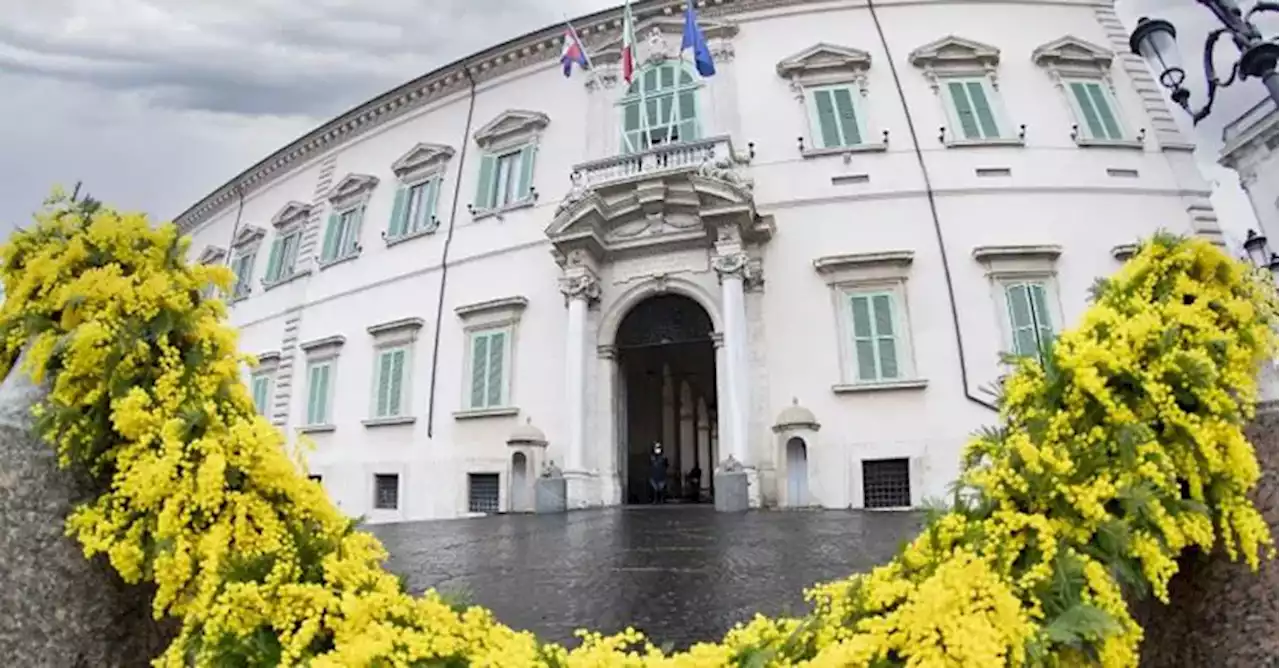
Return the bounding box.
[713,250,752,468]
[558,266,599,509]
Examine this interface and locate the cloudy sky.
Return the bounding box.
[0,0,1273,243]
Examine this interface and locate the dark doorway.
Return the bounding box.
[616,294,718,505]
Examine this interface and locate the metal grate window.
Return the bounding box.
[862,458,910,509]
[374,474,399,510]
[468,473,501,514]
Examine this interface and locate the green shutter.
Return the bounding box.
[321,213,340,261]
[389,185,408,238]
[1029,283,1054,356]
[388,349,405,415]
[307,364,321,424]
[470,335,489,408]
[265,238,282,282]
[623,102,642,153]
[1086,83,1122,140]
[1006,284,1039,358]
[850,296,878,381]
[517,145,536,199]
[421,180,439,231]
[1070,82,1105,139]
[486,331,506,407]
[832,87,862,146]
[677,91,698,141]
[813,89,841,148]
[948,81,981,139]
[871,294,899,379]
[376,352,393,417]
[475,154,496,209]
[965,81,999,138]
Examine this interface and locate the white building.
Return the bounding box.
[1219,97,1279,256]
[178,0,1224,522]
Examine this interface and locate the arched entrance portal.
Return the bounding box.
[616,294,718,505]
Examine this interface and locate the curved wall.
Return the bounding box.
[183,0,1222,521]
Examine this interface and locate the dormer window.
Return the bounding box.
[776,43,882,157]
[321,173,378,267]
[1032,36,1137,147]
[910,36,1020,147]
[387,143,454,245]
[620,62,701,153]
[471,110,549,219]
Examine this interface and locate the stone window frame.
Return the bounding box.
[385,143,455,247]
[1032,36,1142,149]
[364,461,410,521]
[250,350,280,416]
[813,251,928,394]
[263,201,313,291]
[453,296,528,420]
[298,335,345,433]
[363,317,425,427]
[972,245,1065,365]
[470,110,549,220]
[909,35,1023,148]
[775,43,886,158]
[197,245,227,265]
[228,225,265,303]
[319,174,379,270]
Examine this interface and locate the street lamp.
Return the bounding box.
[1244,229,1270,264]
[1129,2,1279,124]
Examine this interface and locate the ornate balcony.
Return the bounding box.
[548,136,773,265]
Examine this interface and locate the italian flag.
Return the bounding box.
[621,0,637,85]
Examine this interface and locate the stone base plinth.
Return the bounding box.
[564,470,598,509]
[534,477,567,514]
[714,470,749,513]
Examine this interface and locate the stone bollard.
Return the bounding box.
[714,456,749,513]
[0,356,173,666]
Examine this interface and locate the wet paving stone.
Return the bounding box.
[371,506,922,650]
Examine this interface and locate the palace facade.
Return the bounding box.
[179,0,1223,522]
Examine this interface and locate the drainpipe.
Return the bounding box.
[866,0,997,412]
[426,65,479,437]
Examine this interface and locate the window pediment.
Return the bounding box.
[1032,36,1113,79]
[300,334,346,357]
[776,43,872,84]
[909,35,1000,83]
[473,110,549,150]
[391,143,455,180]
[327,173,379,204]
[590,16,738,67]
[232,225,266,249]
[973,244,1061,276]
[198,246,227,264]
[271,201,312,228]
[813,250,914,284]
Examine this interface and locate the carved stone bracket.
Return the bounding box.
[712,251,757,284]
[556,170,593,217]
[697,145,753,191]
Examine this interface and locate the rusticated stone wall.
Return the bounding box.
[1136,400,1279,668]
[0,359,173,667]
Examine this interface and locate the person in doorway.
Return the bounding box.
[649,442,669,504]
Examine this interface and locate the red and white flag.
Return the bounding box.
[621,0,637,85]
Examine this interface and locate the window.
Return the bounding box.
[620,63,701,152]
[467,329,509,409]
[389,178,441,239]
[1003,281,1055,362]
[1066,80,1123,141]
[374,473,400,510]
[265,231,301,283]
[475,146,535,211]
[808,85,864,149]
[863,458,910,509]
[372,346,409,418]
[251,371,273,415]
[468,473,500,514]
[322,207,363,262]
[305,360,334,426]
[848,291,902,383]
[944,78,1001,140]
[230,251,256,300]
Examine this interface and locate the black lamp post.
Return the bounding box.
[1243,229,1280,274]
[1129,2,1278,124]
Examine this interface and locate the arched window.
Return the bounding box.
[620,62,701,153]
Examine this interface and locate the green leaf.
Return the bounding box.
[1042,603,1121,647]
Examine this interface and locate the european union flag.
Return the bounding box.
[680,3,716,77]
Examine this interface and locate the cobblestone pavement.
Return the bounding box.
[372,506,921,650]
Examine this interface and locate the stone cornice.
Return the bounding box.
[172,0,831,234]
